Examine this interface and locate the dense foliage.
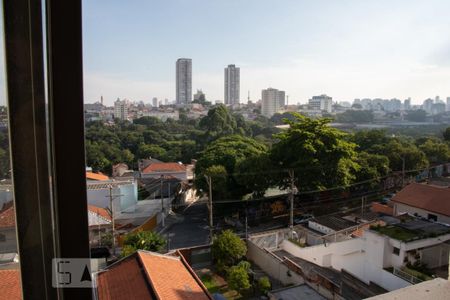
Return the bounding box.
[212,229,247,271]
[121,231,166,257]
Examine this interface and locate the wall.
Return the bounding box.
[87,182,137,212]
[308,221,335,235]
[247,240,304,286]
[0,228,16,254]
[394,203,450,225]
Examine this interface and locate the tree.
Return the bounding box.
[121,231,166,257]
[227,261,251,292]
[270,113,359,191]
[351,130,390,153]
[443,127,450,142]
[195,135,268,199]
[212,230,247,271]
[199,104,237,140]
[137,144,167,160]
[418,138,450,164]
[405,110,427,122]
[335,110,374,123]
[379,139,428,171]
[354,152,390,182]
[258,276,271,295]
[133,116,162,127]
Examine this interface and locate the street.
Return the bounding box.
[165,203,210,250]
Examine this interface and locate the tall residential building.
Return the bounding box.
[114,98,128,121]
[308,94,333,113]
[422,98,434,113]
[261,88,285,117]
[224,64,240,105]
[152,97,158,108]
[404,98,411,110]
[446,97,450,111]
[176,58,192,105]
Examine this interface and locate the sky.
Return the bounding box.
[2,0,450,105]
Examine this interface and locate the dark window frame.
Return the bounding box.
[2,0,91,299]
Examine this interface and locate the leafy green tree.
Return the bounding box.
[405,110,427,122]
[195,135,267,199]
[212,230,247,271]
[351,130,390,153]
[227,261,251,292]
[379,139,429,171]
[121,231,166,257]
[354,152,390,182]
[443,127,450,142]
[137,144,167,160]
[418,138,450,164]
[199,104,237,140]
[270,113,359,191]
[335,110,374,123]
[258,276,271,294]
[133,116,162,127]
[235,152,275,198]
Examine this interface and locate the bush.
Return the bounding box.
[212,230,247,271]
[258,276,271,294]
[227,262,251,292]
[120,231,166,257]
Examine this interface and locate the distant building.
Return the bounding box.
[224,64,240,105]
[422,98,434,113]
[114,98,128,121]
[176,58,192,105]
[193,89,206,102]
[403,98,411,110]
[141,162,188,181]
[308,94,333,113]
[152,97,158,108]
[432,102,446,115]
[261,88,285,117]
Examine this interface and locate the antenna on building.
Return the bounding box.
[247,91,250,103]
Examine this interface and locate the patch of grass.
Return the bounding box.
[371,225,418,242]
[288,238,306,247]
[401,266,433,281]
[201,274,221,294]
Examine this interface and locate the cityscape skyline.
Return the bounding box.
[78,0,450,106]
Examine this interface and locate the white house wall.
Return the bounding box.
[394,203,450,225]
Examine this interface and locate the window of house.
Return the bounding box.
[393,247,400,255]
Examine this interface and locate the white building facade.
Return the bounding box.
[308,95,333,113]
[261,88,285,117]
[114,98,129,121]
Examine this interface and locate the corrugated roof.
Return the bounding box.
[88,205,111,222]
[0,269,21,300]
[391,183,450,217]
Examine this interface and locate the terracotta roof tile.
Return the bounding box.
[391,183,450,217]
[142,163,186,174]
[0,206,15,229]
[86,172,110,181]
[96,255,154,300]
[88,205,112,222]
[137,251,210,300]
[0,269,21,300]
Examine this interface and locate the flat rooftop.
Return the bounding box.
[270,284,326,300]
[365,278,450,300]
[311,215,357,231]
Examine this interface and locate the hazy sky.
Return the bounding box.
[2,1,450,105]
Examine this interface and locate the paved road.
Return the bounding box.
[165,203,210,250]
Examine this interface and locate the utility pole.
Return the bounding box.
[361,196,366,220]
[205,175,213,244]
[288,169,296,238]
[245,202,248,240]
[160,175,165,227]
[401,156,406,187]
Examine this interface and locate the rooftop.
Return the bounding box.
[269,284,326,300]
[86,171,110,181]
[96,250,211,300]
[391,183,450,217]
[142,162,186,173]
[370,217,450,242]
[0,205,15,229]
[310,215,358,232]
[365,278,450,300]
[0,269,21,300]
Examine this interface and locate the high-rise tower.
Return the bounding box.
[176,58,192,105]
[224,64,240,105]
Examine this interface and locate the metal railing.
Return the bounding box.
[392,267,424,284]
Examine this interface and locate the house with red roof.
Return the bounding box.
[391,183,450,224]
[140,162,188,181]
[95,250,212,300]
[0,269,21,300]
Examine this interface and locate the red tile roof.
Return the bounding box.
[142,163,186,174]
[96,251,211,300]
[86,171,110,181]
[0,206,15,229]
[88,205,112,222]
[138,251,210,300]
[391,183,450,217]
[97,255,154,300]
[0,269,21,300]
